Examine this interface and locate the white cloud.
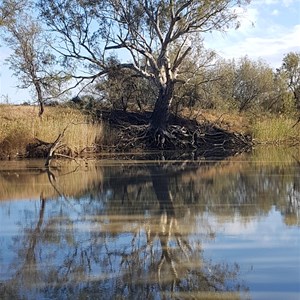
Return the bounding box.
[263,0,278,4]
[255,0,297,6]
[218,24,300,67]
[204,0,300,69]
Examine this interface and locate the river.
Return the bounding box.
[0,146,299,299]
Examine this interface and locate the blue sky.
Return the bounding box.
[204,0,300,66]
[0,0,299,104]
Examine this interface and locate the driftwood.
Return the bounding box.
[44,130,66,167]
[26,125,74,167]
[44,125,81,167]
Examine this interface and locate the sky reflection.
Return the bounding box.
[0,153,299,299]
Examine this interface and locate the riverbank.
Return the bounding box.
[0,104,299,160]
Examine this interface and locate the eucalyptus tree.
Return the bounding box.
[171,43,218,114]
[2,7,69,116]
[95,58,157,111]
[232,56,274,112]
[39,0,251,146]
[280,52,300,110]
[0,0,26,26]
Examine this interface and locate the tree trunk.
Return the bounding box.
[293,89,300,110]
[150,83,174,132]
[34,79,44,117]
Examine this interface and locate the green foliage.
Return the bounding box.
[252,115,299,144]
[171,43,218,113]
[179,54,300,115]
[281,93,297,115]
[278,52,300,109]
[37,0,252,129]
[95,59,157,111]
[233,57,274,111]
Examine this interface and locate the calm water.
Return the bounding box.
[0,147,299,300]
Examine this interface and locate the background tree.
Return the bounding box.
[279,52,300,110]
[95,58,157,111]
[210,59,236,109]
[0,0,26,26]
[170,42,218,114]
[232,56,274,112]
[269,69,292,114]
[39,0,251,144]
[2,8,69,116]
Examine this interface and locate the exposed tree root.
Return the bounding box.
[24,109,252,161]
[99,109,253,158]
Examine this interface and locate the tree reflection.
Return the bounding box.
[1,151,299,299]
[0,163,249,299]
[149,165,245,297]
[0,194,47,298]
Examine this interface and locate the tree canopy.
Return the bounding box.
[38,0,251,132]
[0,0,26,26]
[280,52,300,109]
[1,0,69,115]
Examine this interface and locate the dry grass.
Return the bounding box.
[0,105,103,158]
[182,108,251,135]
[1,105,299,159]
[184,108,299,145]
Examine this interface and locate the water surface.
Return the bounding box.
[0,147,299,299]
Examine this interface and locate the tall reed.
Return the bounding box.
[252,116,299,145]
[0,105,103,158]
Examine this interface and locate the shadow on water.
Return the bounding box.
[0,146,299,299]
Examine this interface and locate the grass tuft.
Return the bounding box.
[252,115,299,145]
